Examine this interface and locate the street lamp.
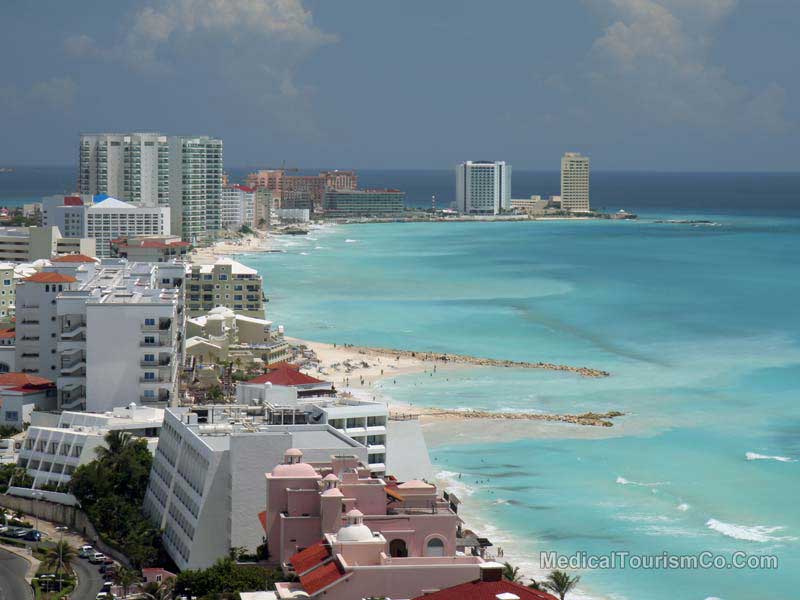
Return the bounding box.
[55,525,69,591]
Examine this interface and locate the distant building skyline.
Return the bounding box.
[561,152,591,213]
[455,161,511,215]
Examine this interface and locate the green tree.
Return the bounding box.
[502,562,522,583]
[175,557,287,597]
[69,432,163,568]
[41,541,76,575]
[543,570,581,600]
[115,566,140,597]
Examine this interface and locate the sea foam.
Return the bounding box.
[706,519,797,543]
[745,452,794,462]
[616,476,668,487]
[345,238,358,243]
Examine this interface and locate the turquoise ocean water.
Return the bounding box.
[5,167,798,599]
[240,213,800,600]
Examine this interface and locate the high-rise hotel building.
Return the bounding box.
[455,161,511,215]
[560,152,590,212]
[79,133,223,242]
[79,133,170,208]
[168,136,224,242]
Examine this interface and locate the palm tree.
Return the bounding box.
[95,430,133,462]
[142,577,175,600]
[543,570,581,600]
[114,566,140,598]
[502,561,522,583]
[41,541,76,575]
[527,579,543,590]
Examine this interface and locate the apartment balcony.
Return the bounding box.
[367,444,386,454]
[366,425,387,434]
[140,337,171,348]
[140,356,172,368]
[368,463,386,473]
[140,391,171,404]
[60,361,86,375]
[140,375,170,383]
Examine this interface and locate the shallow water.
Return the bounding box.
[241,209,800,600]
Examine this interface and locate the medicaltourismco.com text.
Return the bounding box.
[540,551,779,570]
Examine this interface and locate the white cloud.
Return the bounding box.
[586,0,792,132]
[63,0,336,138]
[0,77,77,112]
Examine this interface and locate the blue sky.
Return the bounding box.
[1,0,798,170]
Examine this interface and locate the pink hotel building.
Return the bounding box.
[261,449,490,599]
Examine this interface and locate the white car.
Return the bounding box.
[79,545,94,558]
[89,552,106,564]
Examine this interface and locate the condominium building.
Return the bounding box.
[79,133,224,242]
[245,169,283,193]
[282,175,325,211]
[186,258,264,318]
[0,373,57,429]
[254,189,278,229]
[236,365,389,474]
[17,405,164,490]
[143,406,369,570]
[560,152,590,212]
[87,197,170,257]
[15,258,184,412]
[43,195,170,258]
[220,185,255,230]
[455,161,512,215]
[0,226,95,263]
[168,136,224,242]
[320,170,358,191]
[0,263,15,319]
[323,189,405,218]
[110,235,192,263]
[79,133,170,208]
[185,306,290,367]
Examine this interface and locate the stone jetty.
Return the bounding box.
[393,409,625,427]
[347,345,610,378]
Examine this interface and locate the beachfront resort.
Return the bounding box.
[0,131,598,600]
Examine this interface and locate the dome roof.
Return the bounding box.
[285,448,303,458]
[208,306,235,316]
[337,524,373,542]
[346,508,363,518]
[271,462,319,478]
[323,473,339,482]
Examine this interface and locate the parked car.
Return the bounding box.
[7,527,29,538]
[89,552,107,564]
[79,545,95,558]
[21,529,42,542]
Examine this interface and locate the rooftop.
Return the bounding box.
[246,363,326,387]
[25,272,78,284]
[50,254,99,264]
[411,579,557,600]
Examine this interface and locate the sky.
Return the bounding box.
[1,0,798,171]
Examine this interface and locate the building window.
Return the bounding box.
[425,537,445,557]
[145,318,156,326]
[144,372,155,380]
[4,411,18,422]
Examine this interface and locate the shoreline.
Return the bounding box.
[288,338,621,427]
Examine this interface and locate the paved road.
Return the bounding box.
[0,547,34,600]
[71,556,106,600]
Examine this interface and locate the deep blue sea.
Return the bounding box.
[5,167,800,600]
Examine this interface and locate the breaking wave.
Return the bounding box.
[745,452,794,463]
[706,519,797,543]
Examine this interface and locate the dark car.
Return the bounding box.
[21,529,42,542]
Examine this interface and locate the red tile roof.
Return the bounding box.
[0,329,15,339]
[0,373,55,391]
[64,196,84,206]
[412,580,558,600]
[299,560,346,595]
[246,363,326,387]
[289,542,331,576]
[233,185,256,193]
[50,254,98,263]
[258,510,268,533]
[25,272,78,284]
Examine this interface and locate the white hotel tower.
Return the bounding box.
[455,161,511,215]
[560,152,591,212]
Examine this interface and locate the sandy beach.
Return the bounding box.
[191,232,274,262]
[288,338,623,428]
